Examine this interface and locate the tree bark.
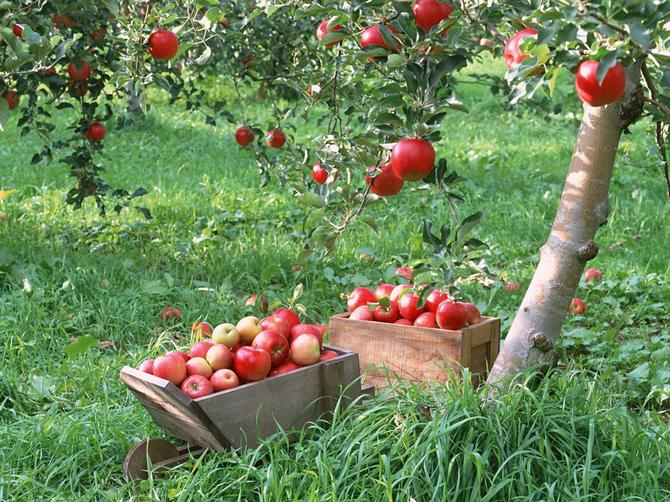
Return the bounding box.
[487,62,644,386]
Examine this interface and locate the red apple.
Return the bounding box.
[13,24,24,39]
[366,162,404,197]
[181,375,213,398]
[398,293,426,321]
[374,283,396,301]
[235,126,255,147]
[260,316,291,340]
[149,30,179,60]
[414,311,437,328]
[504,28,538,69]
[312,324,328,338]
[245,294,269,312]
[290,334,321,366]
[3,91,20,110]
[436,301,467,330]
[391,139,435,181]
[373,301,399,323]
[212,323,240,348]
[273,308,301,329]
[349,305,375,321]
[159,306,181,322]
[67,61,91,81]
[319,350,339,361]
[53,14,75,29]
[569,298,586,315]
[290,324,321,344]
[266,128,286,148]
[425,289,449,312]
[394,319,413,326]
[192,320,213,338]
[186,357,213,378]
[153,354,187,385]
[390,284,414,302]
[167,351,190,363]
[252,330,290,368]
[85,122,105,142]
[312,162,329,185]
[268,361,301,376]
[138,359,154,374]
[395,267,413,280]
[189,341,214,360]
[413,0,454,33]
[584,268,603,282]
[236,316,262,345]
[575,60,626,107]
[210,369,239,391]
[233,346,271,381]
[316,19,342,46]
[460,302,482,325]
[206,344,234,371]
[347,287,377,312]
[360,24,401,51]
[505,282,522,293]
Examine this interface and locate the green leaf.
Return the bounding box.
[386,54,406,68]
[596,51,619,86]
[65,336,99,358]
[358,215,378,232]
[627,20,651,51]
[141,280,168,296]
[299,192,326,208]
[261,264,280,281]
[457,212,483,242]
[0,98,8,132]
[627,363,650,383]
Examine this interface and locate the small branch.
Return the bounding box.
[641,62,670,200]
[334,184,372,234]
[459,1,507,45]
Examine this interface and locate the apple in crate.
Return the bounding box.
[425,290,449,312]
[398,292,425,321]
[260,316,291,339]
[181,375,214,398]
[394,319,413,326]
[373,301,399,323]
[414,312,437,328]
[319,350,339,362]
[138,359,154,374]
[291,324,323,346]
[350,305,375,321]
[374,283,395,300]
[436,301,467,330]
[273,308,301,329]
[186,357,213,378]
[167,350,190,363]
[236,316,262,344]
[291,334,321,366]
[461,302,481,325]
[234,346,271,381]
[252,330,290,367]
[347,287,376,312]
[212,323,240,348]
[390,284,413,302]
[189,341,213,359]
[153,354,187,385]
[210,369,240,391]
[206,344,233,371]
[269,361,301,376]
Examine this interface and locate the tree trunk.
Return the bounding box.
[487,62,644,386]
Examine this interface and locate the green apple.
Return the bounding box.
[236,316,262,345]
[212,323,240,348]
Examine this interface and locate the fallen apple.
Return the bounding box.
[192,320,213,338]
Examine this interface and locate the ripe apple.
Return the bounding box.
[360,25,401,51]
[319,350,339,361]
[366,163,403,196]
[316,20,342,46]
[68,61,91,81]
[375,283,395,301]
[413,0,454,33]
[398,293,426,322]
[189,341,214,360]
[186,357,213,378]
[235,126,255,147]
[212,323,240,348]
[504,28,538,69]
[149,30,179,60]
[12,24,23,39]
[414,311,437,328]
[569,298,586,315]
[269,361,301,376]
[349,305,375,321]
[436,301,467,330]
[85,122,105,142]
[68,81,88,97]
[373,301,399,323]
[425,289,449,312]
[273,308,301,329]
[159,306,181,322]
[236,316,262,345]
[234,346,271,381]
[91,29,104,42]
[575,60,625,107]
[394,319,413,326]
[210,369,239,391]
[138,359,154,374]
[312,162,329,185]
[53,14,75,29]
[584,268,603,282]
[460,302,482,325]
[192,320,213,338]
[290,334,321,366]
[290,324,321,344]
[206,344,233,371]
[3,91,20,110]
[245,294,269,312]
[505,282,522,293]
[266,128,286,148]
[181,375,213,399]
[347,287,377,312]
[167,350,190,363]
[391,138,435,181]
[390,284,414,302]
[312,324,328,338]
[153,354,187,385]
[260,316,291,340]
[252,330,290,367]
[396,267,413,280]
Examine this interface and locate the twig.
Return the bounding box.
[459,1,507,45]
[641,62,670,200]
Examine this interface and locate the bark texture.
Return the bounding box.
[487,62,643,386]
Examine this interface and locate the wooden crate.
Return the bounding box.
[120,345,363,452]
[329,314,500,389]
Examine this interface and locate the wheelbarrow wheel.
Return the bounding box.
[123,438,179,481]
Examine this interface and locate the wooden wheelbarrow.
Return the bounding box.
[120,345,371,481]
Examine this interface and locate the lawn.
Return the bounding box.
[1,59,670,500]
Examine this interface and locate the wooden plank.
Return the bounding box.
[459,329,473,370]
[488,318,501,366]
[120,367,229,452]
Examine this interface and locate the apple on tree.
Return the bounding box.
[391,139,435,181]
[68,61,91,81]
[412,0,454,33]
[360,25,401,52]
[149,30,179,60]
[235,126,255,147]
[85,122,105,142]
[312,162,329,185]
[12,24,24,39]
[504,28,538,69]
[316,20,342,46]
[366,163,404,196]
[266,128,286,148]
[3,91,20,110]
[575,60,626,107]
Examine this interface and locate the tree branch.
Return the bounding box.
[641,62,670,200]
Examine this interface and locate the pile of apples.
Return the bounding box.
[136,308,337,399]
[346,283,482,331]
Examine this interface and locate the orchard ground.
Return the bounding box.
[1,59,670,499]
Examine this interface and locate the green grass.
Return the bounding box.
[1,59,670,500]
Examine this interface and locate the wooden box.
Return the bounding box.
[120,345,363,451]
[329,314,500,389]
